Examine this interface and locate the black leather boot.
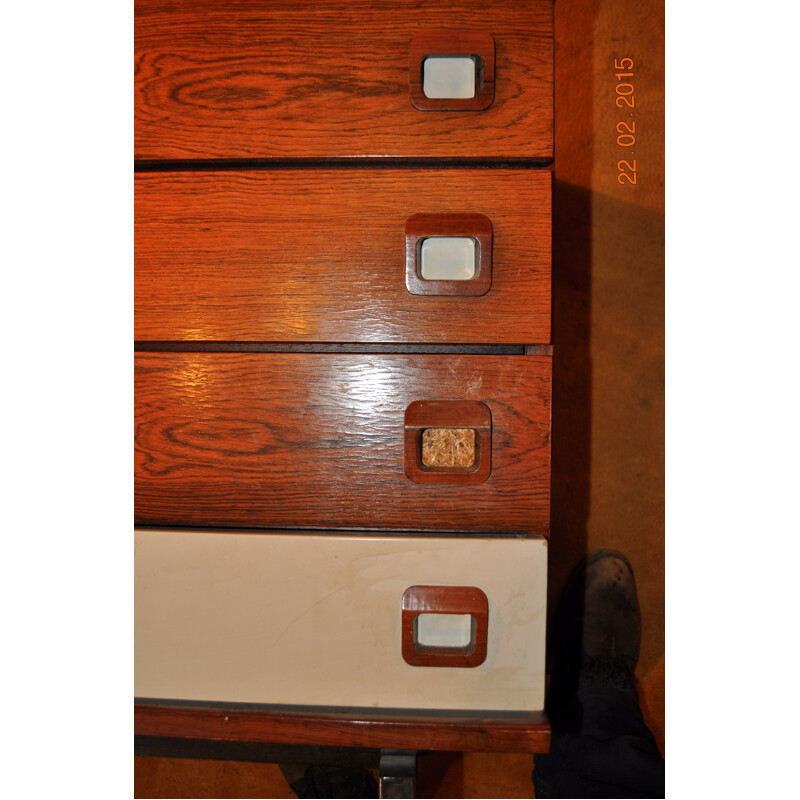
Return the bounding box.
[547,549,642,720]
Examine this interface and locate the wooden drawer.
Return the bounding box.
[135,530,548,711]
[135,170,551,344]
[135,353,551,532]
[135,0,553,161]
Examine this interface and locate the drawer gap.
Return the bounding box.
[134,158,554,172]
[134,342,529,355]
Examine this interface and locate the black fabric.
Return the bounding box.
[532,686,665,798]
[288,764,379,799]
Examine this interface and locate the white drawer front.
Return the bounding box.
[135,531,547,711]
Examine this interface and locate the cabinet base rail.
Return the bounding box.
[134,702,551,754]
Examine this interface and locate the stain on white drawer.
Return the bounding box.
[135,531,547,711]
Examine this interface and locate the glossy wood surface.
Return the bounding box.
[135,704,551,753]
[404,401,492,485]
[135,353,551,532]
[401,586,488,668]
[405,213,493,297]
[408,31,495,112]
[135,170,551,343]
[135,0,553,161]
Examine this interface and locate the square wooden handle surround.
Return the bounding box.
[402,585,489,668]
[409,30,496,111]
[405,213,493,297]
[404,400,492,484]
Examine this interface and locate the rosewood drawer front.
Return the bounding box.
[135,170,551,344]
[135,353,551,532]
[135,0,553,161]
[135,530,548,711]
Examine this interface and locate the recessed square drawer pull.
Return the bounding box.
[405,213,492,296]
[402,585,489,668]
[404,400,492,484]
[409,31,495,111]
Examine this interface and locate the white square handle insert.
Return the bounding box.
[415,613,474,648]
[422,57,476,99]
[419,236,477,281]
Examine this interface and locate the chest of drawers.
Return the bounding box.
[135,0,554,757]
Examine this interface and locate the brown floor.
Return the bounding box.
[135,0,664,796]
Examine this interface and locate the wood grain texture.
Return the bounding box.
[135,170,551,343]
[135,353,551,532]
[404,400,491,484]
[401,585,488,668]
[134,704,551,753]
[405,212,493,297]
[408,31,495,111]
[135,0,553,161]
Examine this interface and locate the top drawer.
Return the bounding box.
[135,0,553,161]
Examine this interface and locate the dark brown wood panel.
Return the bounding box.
[135,353,551,532]
[135,170,551,343]
[135,703,551,754]
[135,0,553,160]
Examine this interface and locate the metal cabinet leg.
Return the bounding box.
[379,749,417,798]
